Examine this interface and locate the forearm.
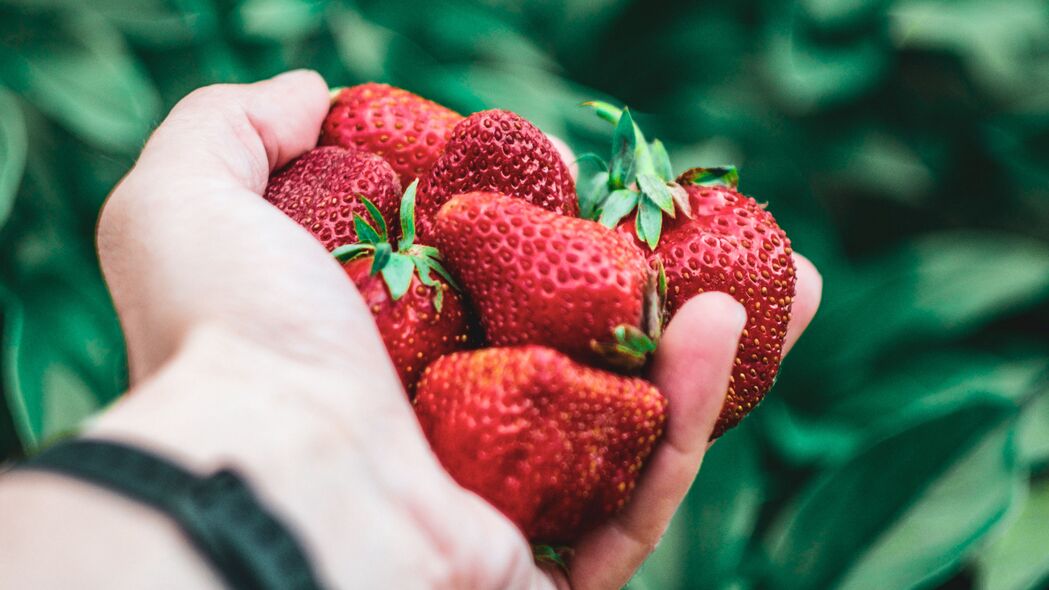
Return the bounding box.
[0,470,223,589]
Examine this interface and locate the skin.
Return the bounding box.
[0,71,821,589]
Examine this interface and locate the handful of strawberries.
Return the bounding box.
[263,83,796,545]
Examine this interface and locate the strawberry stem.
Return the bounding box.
[532,544,572,572]
[579,101,740,249]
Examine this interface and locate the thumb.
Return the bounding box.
[131,69,330,195]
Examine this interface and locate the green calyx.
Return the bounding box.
[577,101,739,250]
[532,544,572,572]
[331,179,459,312]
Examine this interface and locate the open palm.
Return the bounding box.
[97,71,821,589]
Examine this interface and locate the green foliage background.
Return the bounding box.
[1,0,1048,588]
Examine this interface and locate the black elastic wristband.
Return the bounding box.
[17,439,323,590]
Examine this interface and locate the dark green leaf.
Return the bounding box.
[2,278,125,449]
[0,88,26,229]
[398,179,418,251]
[637,173,675,215]
[808,233,1049,377]
[763,400,1018,590]
[764,19,888,110]
[598,189,639,228]
[977,478,1049,590]
[767,352,1049,465]
[0,12,161,152]
[1,0,216,47]
[380,253,415,300]
[834,425,1021,590]
[889,0,1047,95]
[327,4,393,81]
[1017,382,1049,466]
[94,0,217,47]
[232,0,326,42]
[634,422,764,589]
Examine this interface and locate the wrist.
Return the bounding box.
[86,322,458,587]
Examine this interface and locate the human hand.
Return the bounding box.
[0,71,820,589]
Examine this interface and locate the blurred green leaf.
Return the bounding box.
[0,11,161,152]
[764,17,889,111]
[0,288,24,458]
[835,425,1021,590]
[767,350,1046,465]
[810,233,1049,379]
[630,424,765,590]
[800,0,888,29]
[889,0,1049,96]
[1017,388,1049,467]
[823,132,934,205]
[834,352,1046,427]
[455,64,598,137]
[2,277,124,448]
[328,4,393,82]
[93,0,216,46]
[763,399,1016,590]
[1,0,216,46]
[0,87,26,229]
[233,0,326,42]
[977,478,1049,590]
[759,396,862,465]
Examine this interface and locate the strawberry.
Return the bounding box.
[432,192,663,371]
[264,146,402,251]
[334,181,470,394]
[413,345,667,543]
[581,102,796,437]
[416,109,578,241]
[320,83,462,185]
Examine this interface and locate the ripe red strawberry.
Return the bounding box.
[582,102,796,437]
[416,109,578,241]
[413,345,667,543]
[432,192,663,371]
[334,181,470,394]
[264,146,402,251]
[320,83,462,185]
